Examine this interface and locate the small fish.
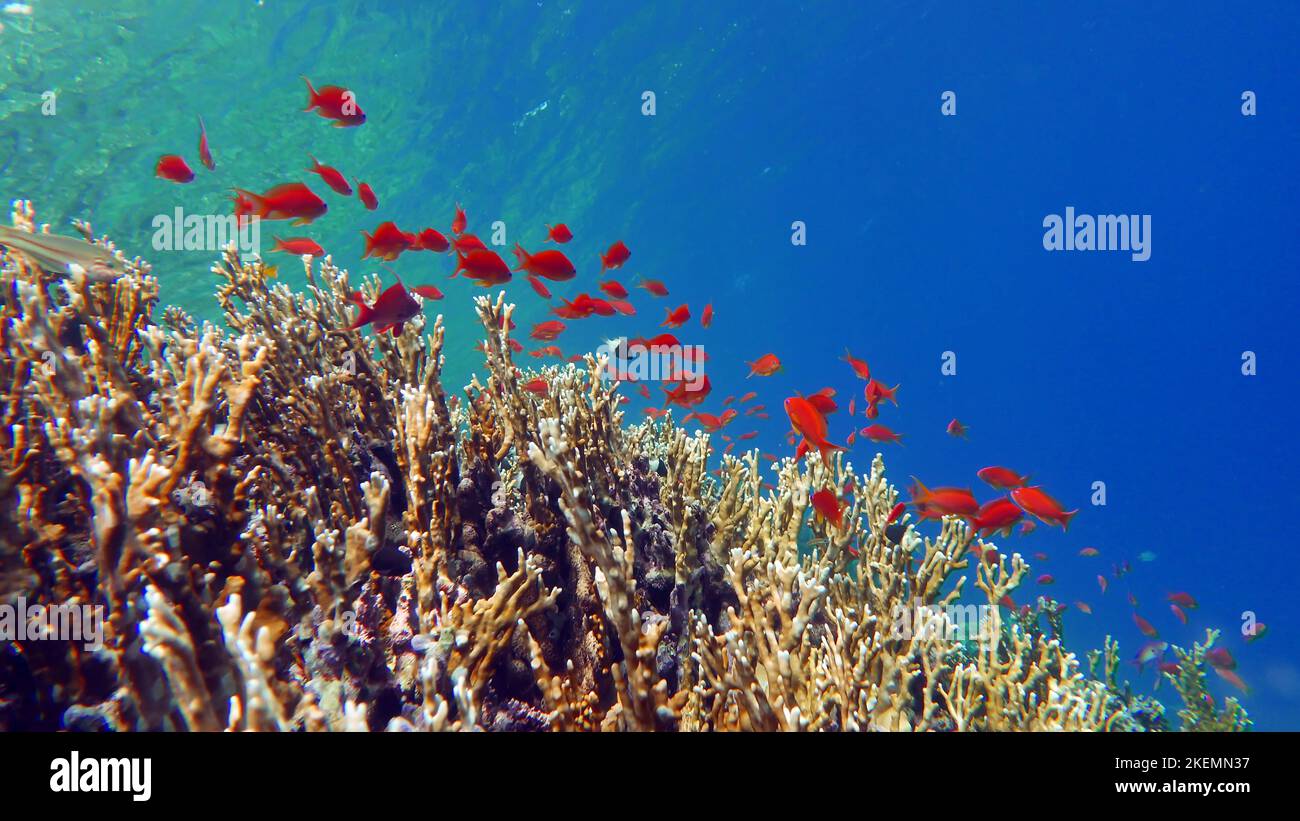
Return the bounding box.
[526,274,553,299]
[600,240,631,271]
[1078,546,1100,557]
[1097,575,1109,595]
[1166,591,1198,609]
[1137,550,1158,563]
[1033,552,1049,562]
[739,392,757,403]
[1205,647,1236,671]
[599,280,629,299]
[347,276,432,336]
[701,303,714,329]
[530,320,567,341]
[637,278,669,297]
[860,424,903,445]
[908,478,978,518]
[1010,486,1078,530]
[811,489,844,529]
[452,233,487,254]
[746,354,782,378]
[453,249,512,286]
[545,223,572,243]
[841,349,870,380]
[1037,574,1055,585]
[784,395,843,464]
[1132,612,1158,639]
[308,155,353,196]
[1170,604,1187,625]
[413,228,450,253]
[848,398,856,417]
[977,466,1030,489]
[946,418,968,439]
[1244,623,1268,643]
[971,498,1022,537]
[303,76,366,126]
[1213,667,1249,694]
[1128,592,1139,607]
[0,225,125,282]
[523,378,549,396]
[362,221,416,261]
[513,243,576,280]
[661,304,690,328]
[271,236,325,257]
[155,154,195,183]
[1075,601,1093,615]
[357,181,379,210]
[451,203,467,236]
[197,116,215,170]
[233,183,328,225]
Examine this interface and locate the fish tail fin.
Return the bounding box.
[302,76,318,110]
[231,188,266,216]
[346,291,371,330]
[271,236,284,252]
[360,230,375,259]
[511,242,528,271]
[1061,509,1079,531]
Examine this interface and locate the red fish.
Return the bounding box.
[805,388,837,416]
[1078,547,1100,557]
[454,249,512,286]
[526,274,552,299]
[413,228,450,253]
[972,497,1023,537]
[738,431,758,440]
[600,240,631,271]
[1097,575,1108,594]
[523,378,549,396]
[1075,601,1093,615]
[946,418,968,439]
[864,379,900,411]
[739,392,757,404]
[347,276,439,336]
[1037,574,1055,585]
[1213,667,1249,694]
[451,203,467,236]
[841,349,870,380]
[811,489,844,529]
[746,354,782,378]
[232,183,327,225]
[303,76,366,126]
[546,223,572,243]
[357,181,379,210]
[1166,592,1198,609]
[531,345,563,359]
[977,466,1030,489]
[1132,612,1159,638]
[784,396,843,464]
[599,280,629,299]
[271,236,324,257]
[860,424,903,445]
[638,278,669,297]
[663,375,712,408]
[1205,647,1236,671]
[362,221,416,261]
[887,502,906,524]
[308,155,352,196]
[701,303,714,329]
[1170,604,1187,625]
[530,320,566,341]
[452,234,487,254]
[1011,486,1078,530]
[197,116,215,171]
[513,244,576,280]
[909,478,979,518]
[661,304,690,328]
[156,155,195,183]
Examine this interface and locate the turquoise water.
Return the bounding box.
[3,1,1298,727]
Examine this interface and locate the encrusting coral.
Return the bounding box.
[0,202,1246,732]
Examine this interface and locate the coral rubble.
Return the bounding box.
[0,204,1246,731]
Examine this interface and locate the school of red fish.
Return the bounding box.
[155,75,1262,701]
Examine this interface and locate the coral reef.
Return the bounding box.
[0,204,1246,731]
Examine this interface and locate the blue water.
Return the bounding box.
[2,0,1296,727]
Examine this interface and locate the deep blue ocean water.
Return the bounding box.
[1,1,1296,727]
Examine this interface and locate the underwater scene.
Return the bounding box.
[0,0,1297,737]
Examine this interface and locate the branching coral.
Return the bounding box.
[0,203,1242,732]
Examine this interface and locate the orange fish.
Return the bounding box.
[637,278,668,297]
[271,236,324,257]
[513,244,576,281]
[739,392,757,403]
[746,354,782,378]
[860,424,903,445]
[1132,612,1158,638]
[197,116,215,170]
[232,183,327,225]
[841,349,870,380]
[909,478,978,518]
[784,396,843,464]
[1075,601,1093,615]
[1037,574,1055,585]
[530,320,566,341]
[413,228,450,253]
[523,378,548,396]
[451,203,467,235]
[600,240,631,271]
[526,274,553,299]
[1011,486,1078,530]
[701,303,714,329]
[155,155,195,183]
[738,431,758,440]
[599,280,629,299]
[308,155,352,196]
[362,221,416,261]
[661,304,691,328]
[546,223,572,243]
[454,249,512,286]
[946,418,968,439]
[864,379,900,409]
[357,180,378,210]
[303,76,366,126]
[977,466,1030,489]
[811,489,844,529]
[1078,547,1100,557]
